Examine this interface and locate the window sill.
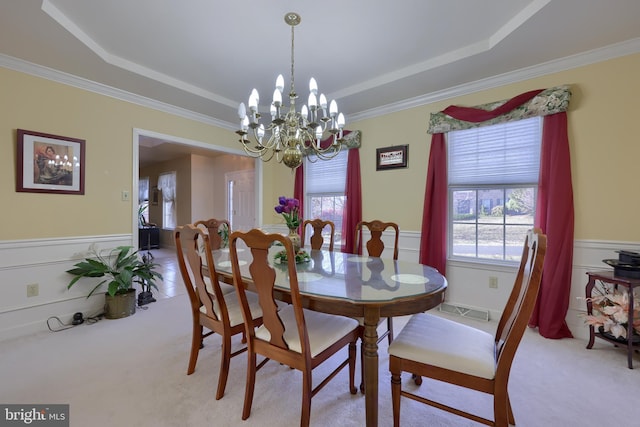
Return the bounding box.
[447,257,518,273]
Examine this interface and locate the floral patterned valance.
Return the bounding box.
[302,129,361,156]
[427,85,571,134]
[341,129,361,149]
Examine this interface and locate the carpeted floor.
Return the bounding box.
[2,291,640,426]
[2,249,639,426]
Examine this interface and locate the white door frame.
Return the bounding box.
[131,128,262,248]
[225,169,256,230]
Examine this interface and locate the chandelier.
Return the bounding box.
[236,12,345,170]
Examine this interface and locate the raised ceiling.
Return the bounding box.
[2,1,640,165]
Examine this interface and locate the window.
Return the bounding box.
[304,149,348,247]
[138,177,150,225]
[448,117,541,262]
[157,172,177,229]
[227,180,234,230]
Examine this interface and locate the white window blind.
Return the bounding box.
[138,177,149,202]
[158,172,176,229]
[448,117,542,186]
[305,149,348,193]
[157,173,176,202]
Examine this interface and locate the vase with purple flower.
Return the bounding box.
[275,196,301,253]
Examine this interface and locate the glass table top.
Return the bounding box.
[213,246,447,304]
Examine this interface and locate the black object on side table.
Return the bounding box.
[139,226,159,250]
[585,271,640,369]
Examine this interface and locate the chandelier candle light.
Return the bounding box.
[236,12,346,170]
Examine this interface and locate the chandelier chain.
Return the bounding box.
[290,24,295,96]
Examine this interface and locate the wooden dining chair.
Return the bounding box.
[388,228,547,427]
[229,228,359,427]
[354,220,399,340]
[302,218,335,251]
[195,218,234,295]
[353,219,400,392]
[195,217,230,250]
[174,224,264,400]
[355,219,400,262]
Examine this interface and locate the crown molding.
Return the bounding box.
[2,37,640,128]
[0,53,236,131]
[349,37,640,123]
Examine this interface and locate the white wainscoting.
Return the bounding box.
[567,240,639,340]
[0,231,634,342]
[0,235,133,341]
[444,239,638,341]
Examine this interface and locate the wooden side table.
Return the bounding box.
[585,271,640,369]
[139,226,160,250]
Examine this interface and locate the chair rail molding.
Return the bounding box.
[0,234,133,341]
[1,232,634,342]
[445,238,639,341]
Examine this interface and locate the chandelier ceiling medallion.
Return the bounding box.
[236,12,345,171]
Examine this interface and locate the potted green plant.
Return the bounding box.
[66,245,163,319]
[138,203,147,227]
[137,251,158,306]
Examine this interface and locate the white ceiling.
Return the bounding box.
[2,1,640,166]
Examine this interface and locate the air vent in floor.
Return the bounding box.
[438,302,490,321]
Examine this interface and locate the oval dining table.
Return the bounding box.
[211,246,447,427]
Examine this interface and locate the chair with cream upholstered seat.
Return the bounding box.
[194,218,234,295]
[388,228,547,427]
[354,219,400,344]
[195,217,230,250]
[302,218,335,251]
[353,219,400,392]
[355,219,399,262]
[229,228,359,427]
[175,223,264,400]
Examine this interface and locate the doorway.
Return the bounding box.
[133,128,260,248]
[226,169,256,231]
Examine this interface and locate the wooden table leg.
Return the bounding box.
[363,308,380,427]
[585,277,596,349]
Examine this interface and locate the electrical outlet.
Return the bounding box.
[489,277,498,289]
[27,283,39,297]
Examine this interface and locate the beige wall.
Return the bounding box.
[0,67,236,241]
[326,52,640,241]
[2,53,640,243]
[2,51,639,340]
[190,155,217,223]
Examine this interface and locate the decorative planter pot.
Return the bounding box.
[104,289,136,319]
[137,290,156,306]
[288,228,301,253]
